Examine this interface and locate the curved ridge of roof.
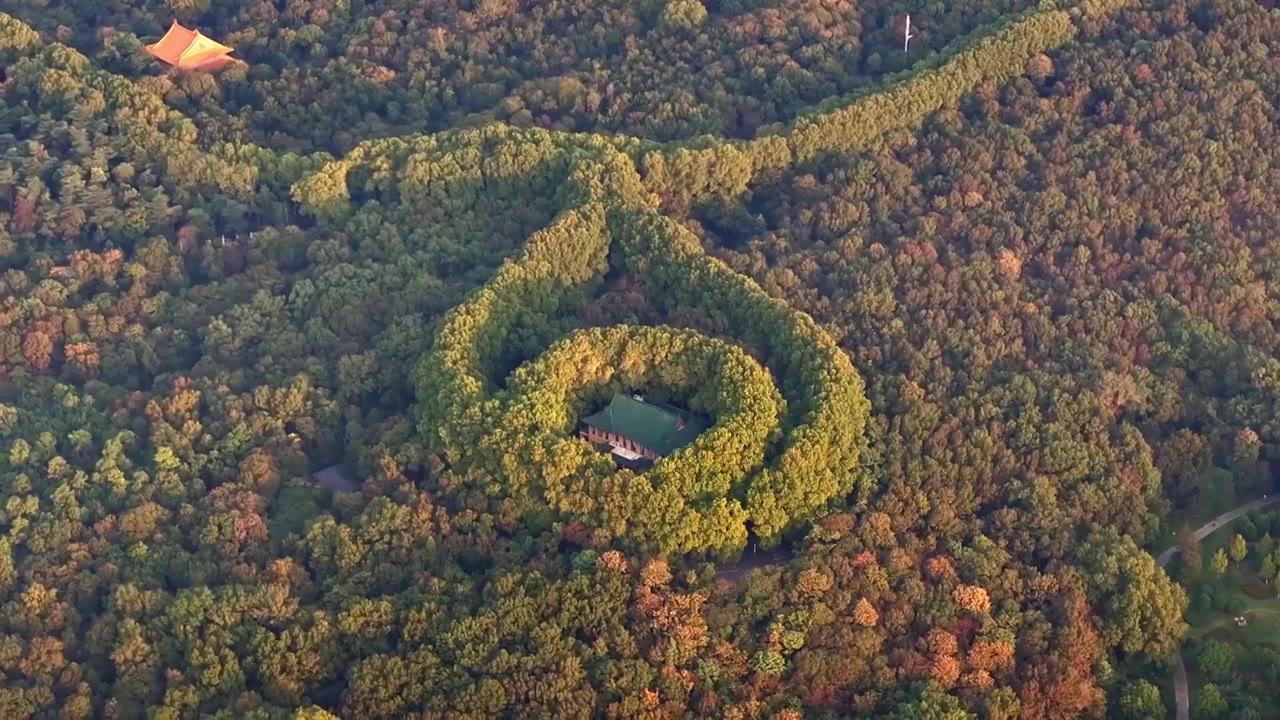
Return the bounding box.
[145,20,233,68]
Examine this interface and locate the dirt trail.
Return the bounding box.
[714,547,793,582]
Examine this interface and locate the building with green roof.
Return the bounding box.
[578,393,710,469]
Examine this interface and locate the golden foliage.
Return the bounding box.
[953,584,992,614]
[852,598,879,627]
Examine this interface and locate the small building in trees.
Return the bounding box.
[145,21,235,71]
[578,393,709,469]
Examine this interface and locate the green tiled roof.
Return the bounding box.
[581,393,709,456]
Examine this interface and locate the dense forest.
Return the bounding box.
[2,0,1280,717]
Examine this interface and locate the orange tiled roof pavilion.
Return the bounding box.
[146,21,234,71]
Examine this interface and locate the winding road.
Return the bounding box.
[1155,495,1280,720]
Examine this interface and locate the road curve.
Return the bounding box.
[1155,494,1280,720]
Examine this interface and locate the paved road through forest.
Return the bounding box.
[1155,495,1280,720]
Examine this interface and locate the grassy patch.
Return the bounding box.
[1199,607,1280,642]
[1186,608,1280,720]
[1243,577,1274,600]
